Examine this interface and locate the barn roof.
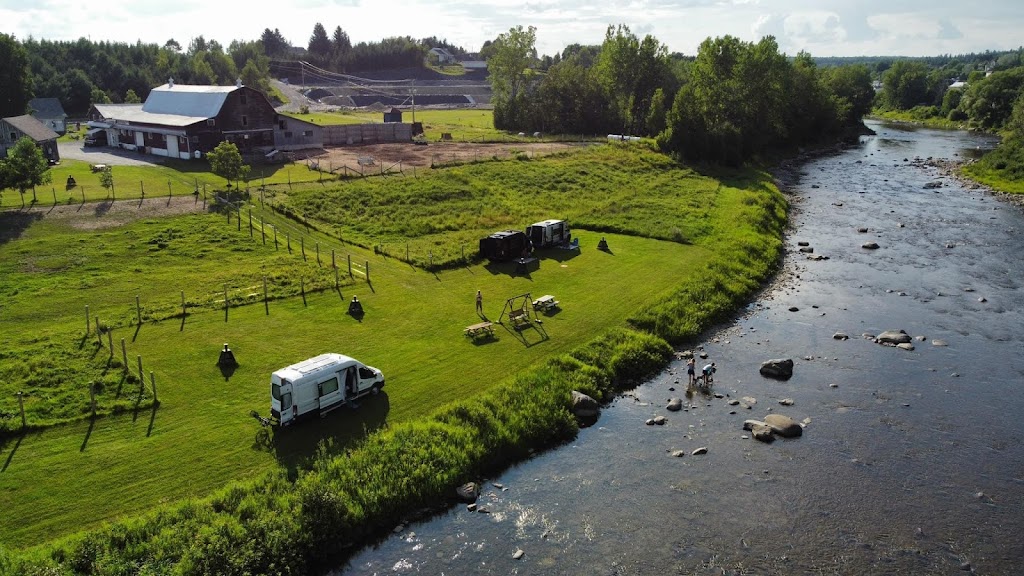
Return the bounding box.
[93,102,207,127]
[28,98,67,119]
[143,83,236,118]
[2,115,60,142]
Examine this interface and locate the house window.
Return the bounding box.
[278,120,286,129]
[303,130,313,137]
[242,115,248,126]
[8,132,15,141]
[179,136,187,145]
[207,119,215,127]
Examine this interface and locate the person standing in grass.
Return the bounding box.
[476,290,483,314]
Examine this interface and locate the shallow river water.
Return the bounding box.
[340,121,1024,575]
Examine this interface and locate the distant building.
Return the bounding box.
[949,81,968,90]
[88,79,320,159]
[460,60,488,71]
[0,114,60,163]
[28,98,68,135]
[429,47,456,65]
[383,107,403,123]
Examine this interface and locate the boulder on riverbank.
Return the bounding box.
[456,482,480,503]
[570,391,599,418]
[666,398,683,412]
[862,241,880,250]
[759,358,794,379]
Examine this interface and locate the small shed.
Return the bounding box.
[383,108,403,123]
[0,114,60,163]
[28,98,68,135]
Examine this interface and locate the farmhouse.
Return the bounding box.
[428,47,456,65]
[88,79,322,160]
[0,114,61,163]
[28,98,68,135]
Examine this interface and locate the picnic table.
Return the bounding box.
[464,321,494,338]
[532,294,559,312]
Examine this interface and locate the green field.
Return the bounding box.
[0,143,786,559]
[282,108,570,142]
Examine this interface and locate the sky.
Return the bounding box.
[2,0,1022,59]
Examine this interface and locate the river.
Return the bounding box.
[339,121,1023,575]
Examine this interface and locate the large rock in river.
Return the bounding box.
[570,391,599,418]
[456,482,480,502]
[875,330,912,345]
[759,358,794,379]
[666,398,684,412]
[764,414,803,438]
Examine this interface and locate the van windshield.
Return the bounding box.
[272,383,281,401]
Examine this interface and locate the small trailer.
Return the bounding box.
[479,229,531,262]
[526,219,571,249]
[270,353,384,426]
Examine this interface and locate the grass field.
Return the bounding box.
[0,143,786,554]
[282,108,571,142]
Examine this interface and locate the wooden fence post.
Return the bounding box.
[316,242,320,266]
[331,249,336,269]
[261,218,266,245]
[274,227,278,250]
[365,261,370,283]
[287,233,291,253]
[140,181,144,197]
[108,330,113,358]
[264,276,269,315]
[348,254,352,277]
[237,205,241,231]
[121,338,128,369]
[181,290,186,318]
[136,295,142,325]
[248,210,253,237]
[301,237,306,261]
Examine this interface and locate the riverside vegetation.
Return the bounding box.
[0,142,786,574]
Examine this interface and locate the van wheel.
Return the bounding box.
[371,383,381,395]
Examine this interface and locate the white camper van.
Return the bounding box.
[270,353,384,426]
[526,219,571,249]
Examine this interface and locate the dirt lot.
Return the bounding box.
[307,141,587,173]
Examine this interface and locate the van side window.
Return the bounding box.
[359,367,375,379]
[281,392,292,410]
[319,377,339,397]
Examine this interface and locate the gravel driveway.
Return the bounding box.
[58,142,165,166]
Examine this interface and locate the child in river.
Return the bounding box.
[686,358,696,386]
[701,362,716,386]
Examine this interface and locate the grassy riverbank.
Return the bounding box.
[0,143,786,573]
[962,137,1024,194]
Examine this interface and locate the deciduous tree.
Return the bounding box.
[206,141,250,187]
[1,137,52,206]
[0,33,33,117]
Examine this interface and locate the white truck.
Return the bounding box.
[526,219,571,249]
[270,353,385,426]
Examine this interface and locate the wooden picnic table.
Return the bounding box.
[464,321,494,338]
[532,294,559,311]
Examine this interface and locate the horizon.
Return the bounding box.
[2,1,1022,60]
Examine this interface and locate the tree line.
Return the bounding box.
[488,25,875,165]
[0,33,272,117]
[263,24,467,74]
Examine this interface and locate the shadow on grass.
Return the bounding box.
[0,211,43,246]
[255,391,391,476]
[80,416,96,452]
[1,434,24,472]
[534,247,581,263]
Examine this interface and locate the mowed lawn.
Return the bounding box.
[0,220,705,547]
